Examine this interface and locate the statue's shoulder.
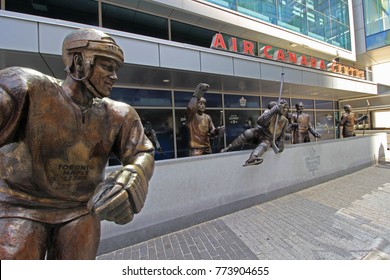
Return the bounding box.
[101,97,138,118]
[0,67,59,91]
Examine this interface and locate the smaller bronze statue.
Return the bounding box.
[143,121,163,153]
[339,104,368,138]
[221,100,289,166]
[287,102,321,144]
[187,83,225,156]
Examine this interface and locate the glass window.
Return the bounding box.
[328,20,351,50]
[308,0,330,15]
[207,0,237,10]
[261,96,279,109]
[366,30,390,50]
[224,109,261,150]
[137,109,174,160]
[292,98,314,109]
[174,109,189,158]
[111,88,172,107]
[205,0,351,50]
[315,111,336,140]
[102,3,168,40]
[315,99,333,109]
[6,0,98,26]
[329,0,349,24]
[237,0,277,23]
[171,20,216,48]
[174,91,222,108]
[224,94,260,108]
[363,0,390,36]
[307,8,329,40]
[278,0,308,34]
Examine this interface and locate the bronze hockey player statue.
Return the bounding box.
[0,28,154,259]
[287,102,321,144]
[221,100,289,166]
[187,83,225,156]
[339,104,368,138]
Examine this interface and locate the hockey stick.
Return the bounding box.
[272,72,285,154]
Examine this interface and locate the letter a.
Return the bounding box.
[211,33,227,50]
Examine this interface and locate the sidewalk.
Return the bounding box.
[97,158,390,260]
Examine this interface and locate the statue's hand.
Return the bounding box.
[88,166,147,225]
[194,83,209,98]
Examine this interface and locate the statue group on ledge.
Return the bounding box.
[185,83,369,166]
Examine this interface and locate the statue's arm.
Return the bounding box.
[308,122,321,138]
[0,68,29,147]
[88,108,155,225]
[187,83,209,122]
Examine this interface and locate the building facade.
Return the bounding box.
[0,0,388,163]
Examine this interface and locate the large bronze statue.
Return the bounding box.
[221,100,289,166]
[0,28,155,259]
[339,104,368,138]
[287,102,321,144]
[187,83,225,156]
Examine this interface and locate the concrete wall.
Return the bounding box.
[98,133,387,254]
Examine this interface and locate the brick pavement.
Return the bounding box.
[97,160,390,260]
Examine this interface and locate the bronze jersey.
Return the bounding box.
[187,97,215,150]
[340,112,357,137]
[0,67,154,223]
[290,112,313,143]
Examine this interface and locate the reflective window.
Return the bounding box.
[307,9,329,40]
[224,94,260,108]
[237,0,277,23]
[364,0,390,36]
[329,0,349,23]
[111,88,172,107]
[278,0,308,34]
[292,98,314,109]
[137,109,174,160]
[315,100,333,109]
[174,91,222,108]
[363,0,390,49]
[171,20,216,48]
[224,109,261,150]
[315,111,336,140]
[102,3,169,39]
[204,0,351,50]
[175,109,189,158]
[261,96,279,108]
[328,20,351,49]
[6,0,98,26]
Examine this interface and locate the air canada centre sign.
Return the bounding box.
[210,33,365,79]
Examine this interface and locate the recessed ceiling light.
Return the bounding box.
[163,79,170,83]
[289,43,298,47]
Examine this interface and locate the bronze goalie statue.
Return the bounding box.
[0,28,155,259]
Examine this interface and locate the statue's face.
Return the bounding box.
[296,103,304,113]
[89,56,119,98]
[279,103,288,116]
[197,99,206,114]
